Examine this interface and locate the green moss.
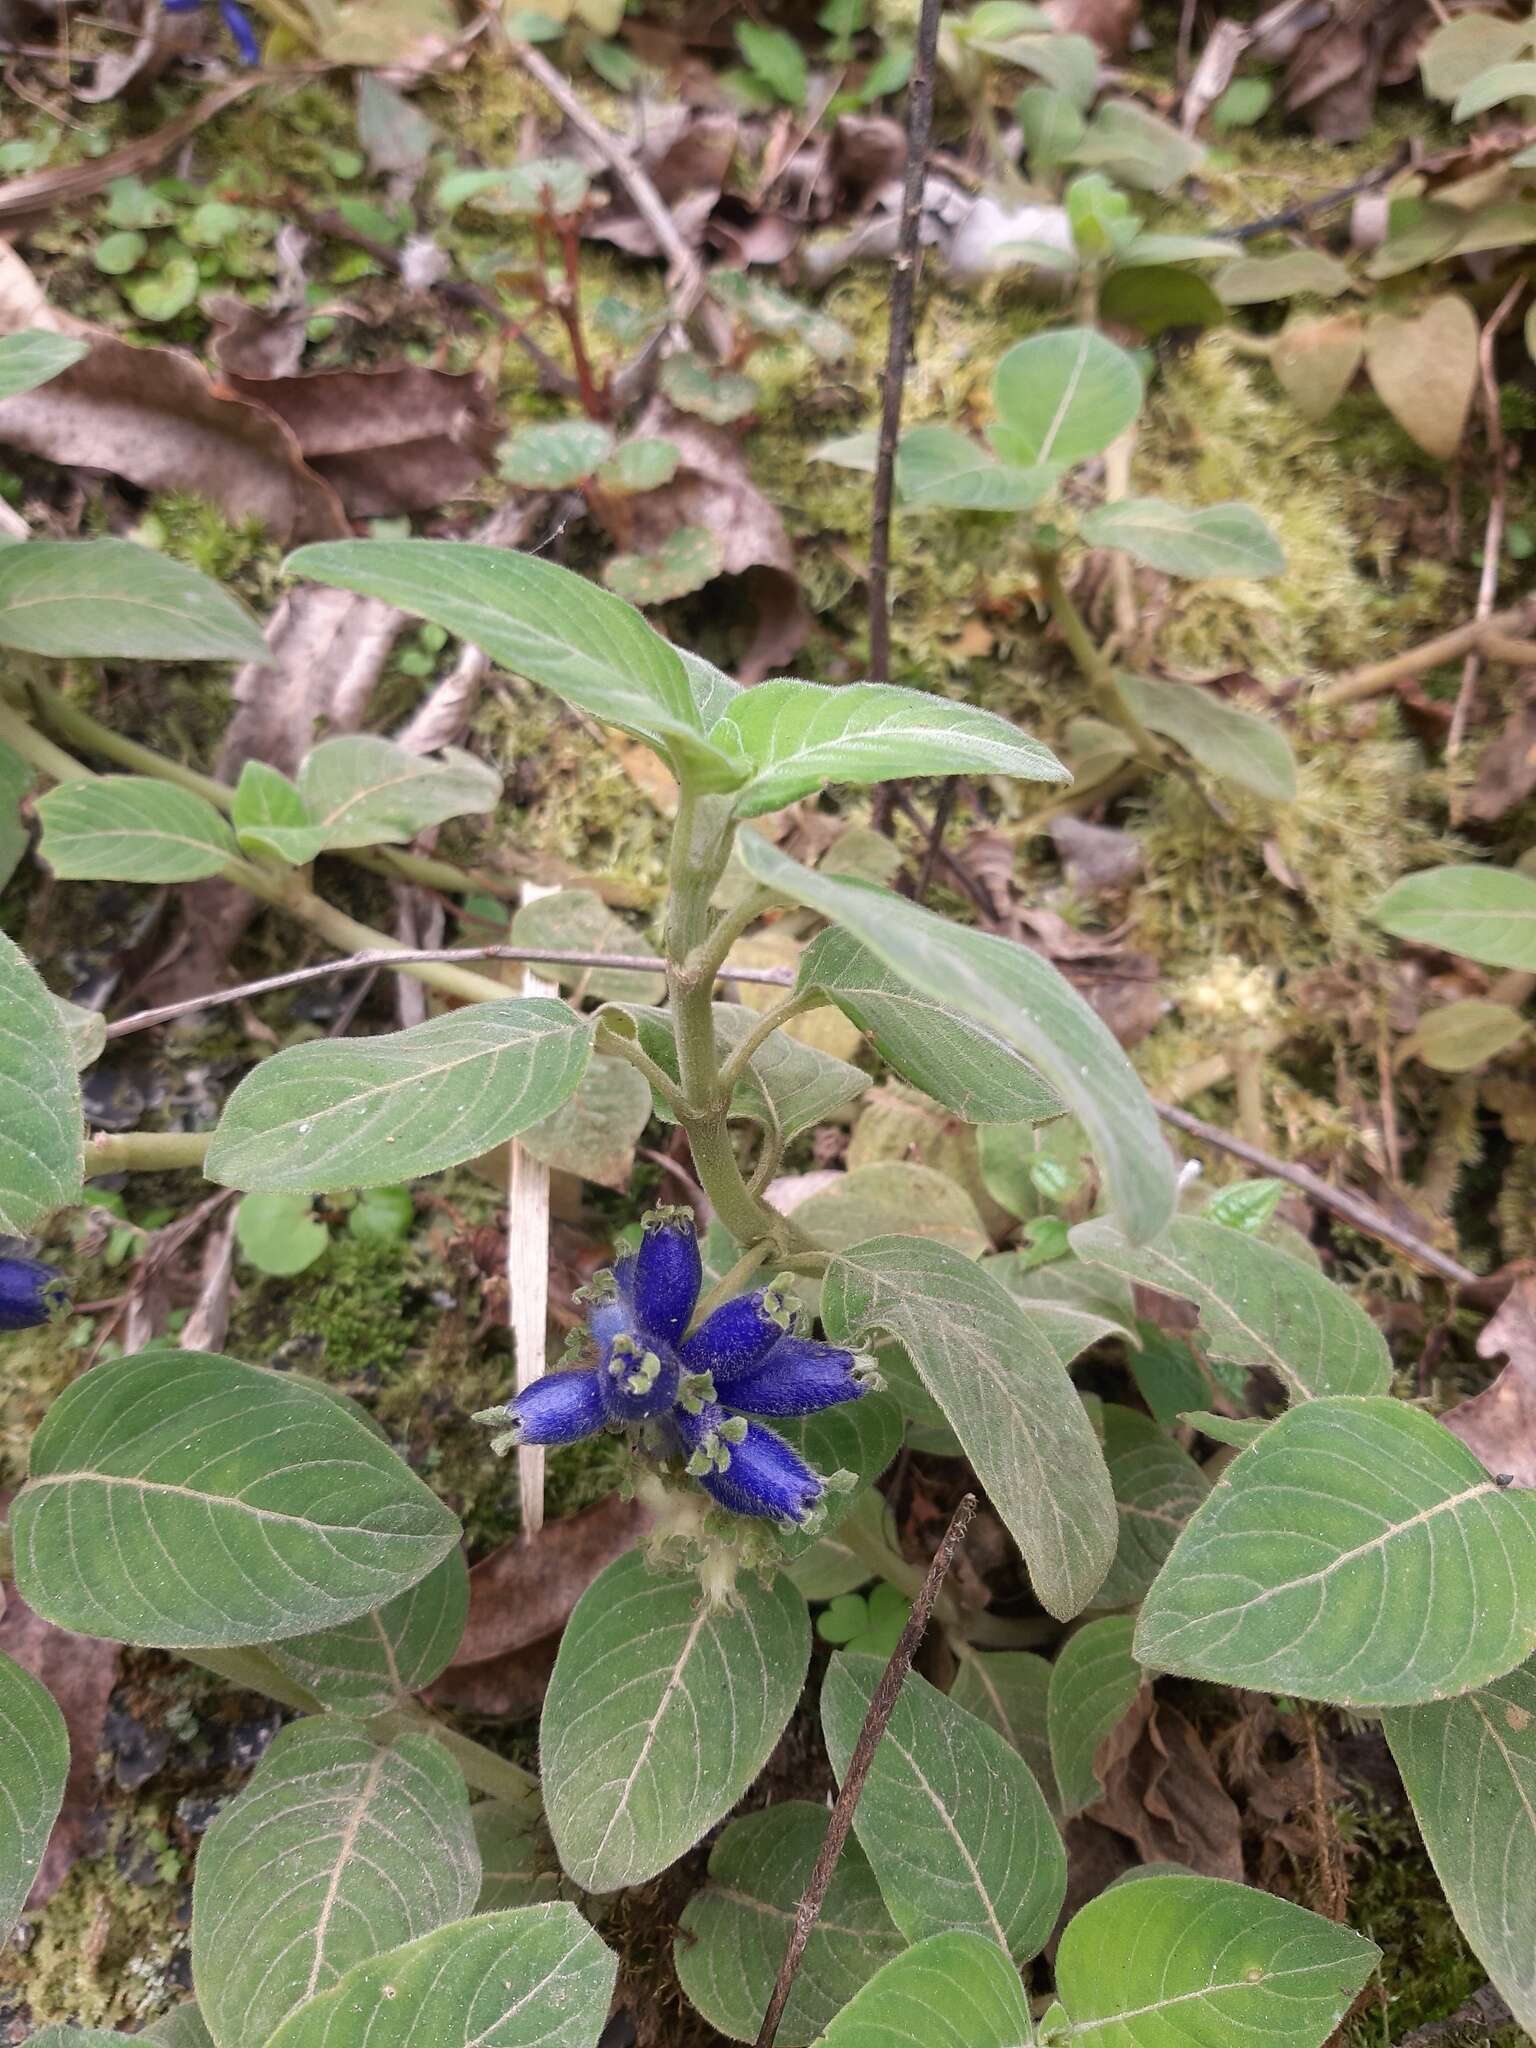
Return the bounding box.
[9,1818,188,2030]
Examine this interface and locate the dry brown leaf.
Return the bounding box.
[593,400,808,681]
[0,247,345,544]
[1365,294,1480,459]
[1050,815,1143,894]
[1442,1275,1536,1488]
[1090,1690,1244,1880]
[1272,314,1366,423]
[1468,684,1536,823]
[208,294,313,381]
[0,1592,120,1908]
[1043,0,1140,57]
[221,365,498,517]
[440,1494,650,1672]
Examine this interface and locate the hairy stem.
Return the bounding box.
[717,990,821,1093]
[1033,550,1163,767]
[86,1131,212,1175]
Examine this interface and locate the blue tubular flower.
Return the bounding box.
[163,0,262,66]
[484,1205,872,1527]
[0,1256,66,1332]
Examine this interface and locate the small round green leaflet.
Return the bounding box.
[267,1545,469,1712]
[205,998,594,1193]
[950,1649,1056,1807]
[235,1191,329,1276]
[1054,1874,1379,2045]
[0,930,83,1234]
[1373,862,1536,971]
[12,1349,460,1648]
[1047,1614,1143,1817]
[540,1550,811,1892]
[990,325,1144,466]
[1135,1396,1536,1707]
[675,1802,902,2045]
[816,1931,1033,2048]
[0,1648,67,1941]
[261,1904,616,2048]
[1070,1215,1391,1403]
[822,1652,1066,1962]
[36,776,236,883]
[0,539,270,662]
[192,1719,479,2048]
[498,419,615,488]
[1383,1653,1536,2032]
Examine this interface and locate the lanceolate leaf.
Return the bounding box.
[798,926,1060,1124]
[736,835,1177,1245]
[267,1546,469,1712]
[822,1653,1066,1962]
[816,1933,1033,2048]
[1092,1402,1211,1611]
[262,1904,616,2048]
[0,1648,68,1941]
[713,677,1067,818]
[287,542,747,792]
[192,1719,479,2048]
[1047,1614,1143,1816]
[1383,1655,1536,2032]
[12,1349,460,1648]
[1373,863,1536,971]
[1071,1215,1392,1402]
[0,540,270,661]
[823,1237,1116,1618]
[0,930,83,1233]
[1135,1395,1536,1707]
[541,1551,810,1891]
[990,326,1144,466]
[1055,1874,1379,2045]
[37,777,237,882]
[1082,499,1285,580]
[949,1650,1056,1807]
[206,999,593,1192]
[674,1803,902,2045]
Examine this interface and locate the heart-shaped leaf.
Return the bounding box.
[0,1648,67,1942]
[0,540,269,661]
[13,1348,460,1647]
[37,776,237,881]
[192,1719,479,2048]
[675,1802,902,2045]
[1071,1215,1391,1401]
[823,1239,1116,1619]
[263,1904,615,2048]
[1374,862,1536,970]
[1056,1874,1378,2044]
[206,999,594,1192]
[1082,499,1285,580]
[891,423,1059,509]
[823,1652,1066,1961]
[603,524,724,604]
[0,930,83,1232]
[498,420,615,488]
[1136,1395,1536,1706]
[1365,295,1479,458]
[990,326,1143,465]
[1272,313,1366,422]
[541,1551,810,1891]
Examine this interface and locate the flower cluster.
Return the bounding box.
[485,1208,876,1526]
[163,0,262,65]
[0,1256,66,1332]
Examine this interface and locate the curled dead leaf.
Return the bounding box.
[1442,1275,1536,1489]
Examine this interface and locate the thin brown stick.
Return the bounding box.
[1447,281,1522,823]
[754,1493,978,2048]
[1155,1102,1482,1293]
[104,944,794,1039]
[1318,598,1536,707]
[867,0,944,686]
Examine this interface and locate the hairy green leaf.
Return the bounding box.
[823,1652,1066,1961]
[1048,1614,1143,1815]
[990,325,1143,465]
[541,1552,810,1890]
[206,999,593,1192]
[0,1648,67,1941]
[12,1348,460,1647]
[236,738,500,863]
[509,889,664,1003]
[889,423,1059,510]
[1115,671,1296,799]
[1083,499,1285,579]
[799,1166,990,1258]
[37,776,237,881]
[816,1932,1033,2048]
[1373,863,1536,970]
[623,1001,865,1138]
[675,1803,901,2045]
[1092,1403,1211,1611]
[0,540,269,661]
[193,1719,479,2048]
[735,835,1177,1244]
[823,1238,1116,1618]
[0,930,83,1232]
[473,1800,562,1913]
[0,329,89,400]
[267,1547,469,1712]
[1136,1395,1536,1707]
[949,1649,1056,1807]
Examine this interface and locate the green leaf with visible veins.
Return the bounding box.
[815,1933,1033,2048]
[12,1348,460,1648]
[1136,1395,1536,1707]
[266,1547,469,1713]
[713,676,1066,819]
[0,930,83,1232]
[1048,1613,1143,1816]
[736,834,1176,1244]
[38,776,237,882]
[206,999,593,1192]
[1082,498,1285,579]
[0,1649,67,1942]
[0,539,269,661]
[1373,863,1536,970]
[287,541,746,792]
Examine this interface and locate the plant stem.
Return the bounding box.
[86,1131,212,1175]
[717,991,821,1093]
[691,885,782,991]
[1033,549,1162,766]
[593,1019,688,1117]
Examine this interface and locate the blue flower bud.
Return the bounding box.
[630,1206,701,1346]
[698,1414,824,1524]
[599,1331,680,1423]
[721,1334,872,1418]
[505,1368,604,1446]
[162,0,261,64]
[678,1285,794,1384]
[0,1256,65,1333]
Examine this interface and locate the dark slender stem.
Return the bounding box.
[914,780,957,903]
[753,1493,978,2048]
[866,0,944,686]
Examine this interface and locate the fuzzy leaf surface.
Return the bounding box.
[37,776,237,882]
[267,1546,469,1712]
[1048,1614,1143,1816]
[1082,499,1285,580]
[990,326,1143,464]
[0,930,82,1232]
[815,1932,1033,2048]
[0,1648,67,1940]
[1373,863,1536,970]
[0,540,269,661]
